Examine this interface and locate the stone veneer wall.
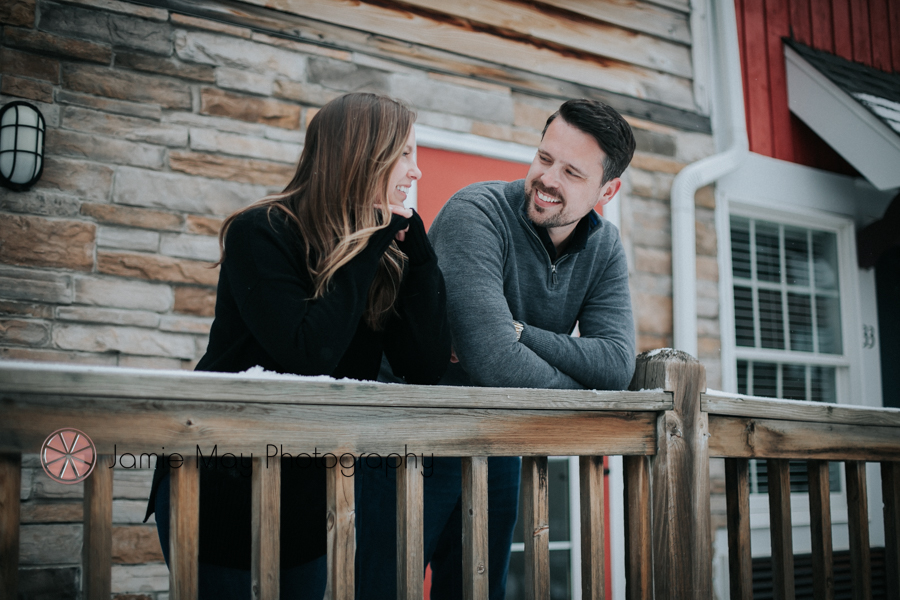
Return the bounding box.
[0,0,718,596]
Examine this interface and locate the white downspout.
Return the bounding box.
[671,0,749,357]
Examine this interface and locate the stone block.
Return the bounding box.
[81,203,184,232]
[117,354,186,370]
[113,526,165,564]
[174,30,306,81]
[53,323,198,359]
[630,153,685,175]
[697,255,719,282]
[61,106,189,147]
[412,110,472,133]
[40,3,172,55]
[185,215,223,236]
[31,474,83,499]
[633,128,677,157]
[48,128,167,169]
[159,233,219,262]
[695,217,717,257]
[0,346,118,364]
[1,47,60,83]
[158,315,212,334]
[113,166,268,216]
[189,128,300,163]
[389,72,514,125]
[4,26,112,63]
[0,318,50,346]
[634,246,671,276]
[171,12,252,38]
[113,468,154,499]
[62,63,191,110]
[1,74,53,103]
[513,100,552,131]
[273,79,341,107]
[674,131,715,163]
[163,110,266,136]
[0,189,82,217]
[200,87,299,129]
[307,56,391,94]
[173,286,216,317]
[0,300,54,319]
[111,563,169,594]
[698,336,721,359]
[63,0,168,21]
[98,225,160,253]
[628,271,672,296]
[74,275,173,312]
[17,566,80,600]
[36,156,115,202]
[20,500,83,523]
[56,89,162,120]
[116,51,215,82]
[0,0,35,27]
[113,499,153,524]
[698,316,720,337]
[628,168,674,201]
[0,93,59,126]
[255,31,351,60]
[57,306,161,328]
[697,296,719,320]
[215,67,273,96]
[626,204,670,249]
[0,214,95,271]
[637,334,670,354]
[633,292,672,336]
[470,122,541,147]
[98,251,219,286]
[20,523,82,564]
[695,184,716,209]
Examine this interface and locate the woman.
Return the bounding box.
[145,93,451,598]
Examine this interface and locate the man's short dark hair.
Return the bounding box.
[542,99,636,184]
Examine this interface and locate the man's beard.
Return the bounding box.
[526,180,577,230]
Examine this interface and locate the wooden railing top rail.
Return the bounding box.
[703,390,900,428]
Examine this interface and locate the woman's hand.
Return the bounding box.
[388,204,413,242]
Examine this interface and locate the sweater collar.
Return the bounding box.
[517,182,601,260]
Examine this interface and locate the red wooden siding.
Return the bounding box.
[734,0,899,175]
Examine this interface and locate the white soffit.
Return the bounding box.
[415,124,535,164]
[784,45,900,191]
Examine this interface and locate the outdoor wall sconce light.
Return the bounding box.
[0,101,45,191]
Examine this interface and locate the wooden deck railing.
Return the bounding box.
[1,350,898,600]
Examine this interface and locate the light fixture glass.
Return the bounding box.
[0,101,46,191]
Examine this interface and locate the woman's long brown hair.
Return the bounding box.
[217,93,415,329]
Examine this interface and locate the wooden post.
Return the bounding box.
[579,456,605,600]
[326,458,355,600]
[882,461,900,600]
[623,455,651,600]
[251,457,280,600]
[522,456,549,600]
[767,459,794,600]
[83,455,113,600]
[462,456,488,600]
[846,461,872,600]
[0,454,21,600]
[170,456,199,600]
[807,460,834,600]
[725,458,752,600]
[629,350,709,599]
[397,454,424,600]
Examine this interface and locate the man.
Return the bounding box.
[356,99,636,599]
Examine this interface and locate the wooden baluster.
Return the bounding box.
[397,454,424,600]
[83,455,113,600]
[767,459,794,600]
[579,456,605,600]
[462,457,488,600]
[630,350,709,599]
[522,456,549,600]
[846,461,872,600]
[807,460,834,600]
[252,457,280,600]
[326,456,355,600]
[882,461,900,600]
[170,456,199,600]
[0,453,22,600]
[623,455,651,600]
[725,458,752,600]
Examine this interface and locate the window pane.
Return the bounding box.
[811,366,837,403]
[731,216,752,279]
[787,293,813,352]
[756,222,781,283]
[812,231,839,290]
[816,295,843,354]
[753,362,777,397]
[782,364,807,400]
[758,289,785,349]
[737,360,748,395]
[734,286,755,347]
[784,227,809,286]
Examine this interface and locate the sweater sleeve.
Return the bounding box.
[430,198,586,389]
[517,234,636,390]
[382,211,451,384]
[223,210,409,375]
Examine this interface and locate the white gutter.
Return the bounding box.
[671,0,749,357]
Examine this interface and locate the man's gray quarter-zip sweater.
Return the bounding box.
[429,179,636,390]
